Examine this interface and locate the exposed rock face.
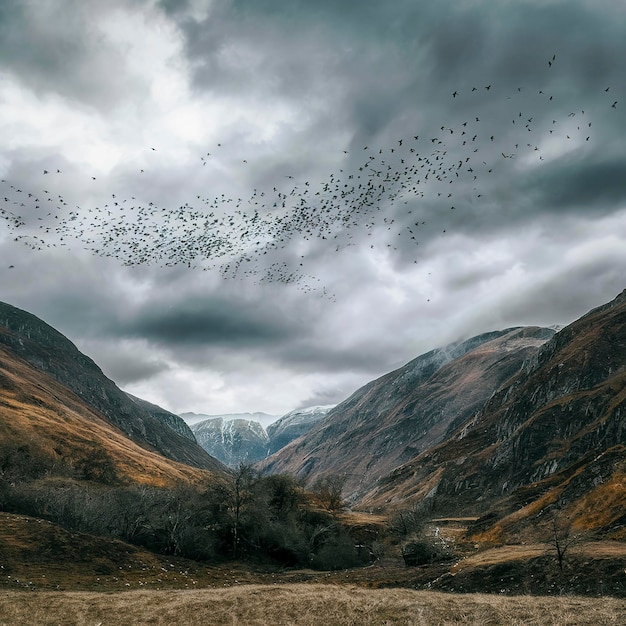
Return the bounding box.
[261,326,555,499]
[0,301,221,472]
[191,418,269,467]
[266,406,333,455]
[361,290,626,536]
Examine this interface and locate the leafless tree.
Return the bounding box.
[312,474,346,511]
[545,506,582,573]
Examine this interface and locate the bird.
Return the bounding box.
[2,54,614,295]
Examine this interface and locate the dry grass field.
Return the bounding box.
[1,584,626,626]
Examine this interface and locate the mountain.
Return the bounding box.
[190,417,270,467]
[125,392,196,441]
[0,339,222,487]
[260,326,555,499]
[188,406,334,466]
[361,289,626,539]
[0,301,222,472]
[266,405,334,455]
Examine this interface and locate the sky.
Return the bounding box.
[1,0,625,419]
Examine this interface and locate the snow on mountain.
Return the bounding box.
[190,417,270,467]
[180,411,280,428]
[185,405,335,466]
[266,405,334,454]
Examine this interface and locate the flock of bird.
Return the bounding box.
[0,56,619,294]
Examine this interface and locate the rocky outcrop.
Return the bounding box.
[125,392,196,442]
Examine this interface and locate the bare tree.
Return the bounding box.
[545,507,581,573]
[312,474,346,511]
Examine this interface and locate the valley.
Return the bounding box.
[0,290,624,623]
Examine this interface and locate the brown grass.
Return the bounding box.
[451,544,549,573]
[0,348,214,488]
[336,511,388,526]
[452,541,626,574]
[570,470,626,531]
[0,585,625,625]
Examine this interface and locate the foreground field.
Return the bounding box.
[1,584,625,625]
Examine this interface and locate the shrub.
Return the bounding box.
[402,537,453,566]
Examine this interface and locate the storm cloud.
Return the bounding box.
[0,0,624,416]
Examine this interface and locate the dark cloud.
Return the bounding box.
[528,155,626,211]
[92,347,171,386]
[499,253,626,329]
[119,296,298,348]
[1,0,625,414]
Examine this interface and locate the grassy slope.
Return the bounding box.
[0,344,218,487]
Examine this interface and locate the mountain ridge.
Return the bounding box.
[189,406,334,467]
[360,289,626,540]
[0,301,221,471]
[259,325,555,498]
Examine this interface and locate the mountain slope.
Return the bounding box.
[0,302,219,471]
[361,289,626,538]
[0,342,223,487]
[125,392,196,442]
[267,406,333,455]
[191,417,270,467]
[261,326,555,499]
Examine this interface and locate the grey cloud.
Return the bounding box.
[498,258,626,329]
[295,388,347,411]
[528,155,626,211]
[158,0,192,17]
[2,0,625,416]
[0,0,146,109]
[444,265,505,294]
[89,346,171,386]
[120,296,298,348]
[0,247,126,339]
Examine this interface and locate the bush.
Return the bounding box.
[402,537,453,566]
[311,532,372,570]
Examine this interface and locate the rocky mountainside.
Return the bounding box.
[187,407,332,466]
[0,340,223,486]
[125,392,196,442]
[266,406,333,455]
[260,326,555,499]
[361,289,626,539]
[191,417,270,467]
[0,302,221,472]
